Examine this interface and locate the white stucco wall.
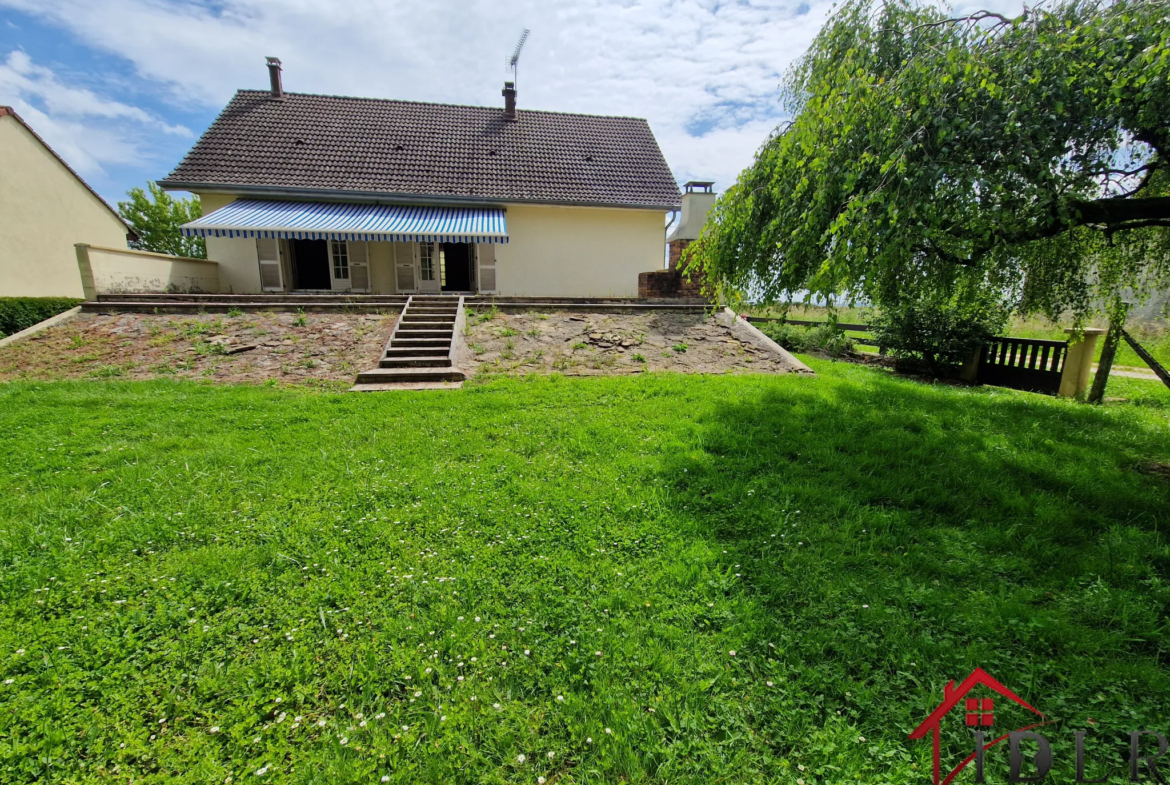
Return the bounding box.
[76,244,219,299]
[0,113,131,297]
[494,203,666,297]
[193,195,667,297]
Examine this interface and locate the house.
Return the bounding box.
[0,106,134,298]
[160,59,682,297]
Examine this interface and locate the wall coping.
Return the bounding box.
[75,243,218,266]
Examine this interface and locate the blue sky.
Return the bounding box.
[0,0,1016,209]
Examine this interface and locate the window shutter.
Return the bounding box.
[395,244,416,293]
[256,238,283,291]
[477,243,497,294]
[349,241,370,292]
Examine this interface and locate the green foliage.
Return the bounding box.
[870,295,1009,374]
[0,371,1166,782]
[0,298,82,337]
[691,0,1170,322]
[117,182,206,259]
[758,321,856,357]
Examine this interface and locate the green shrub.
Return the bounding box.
[759,321,855,357]
[0,298,83,337]
[870,297,1008,375]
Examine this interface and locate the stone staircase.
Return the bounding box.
[352,295,466,389]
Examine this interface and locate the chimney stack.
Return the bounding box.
[502,81,516,120]
[266,57,283,99]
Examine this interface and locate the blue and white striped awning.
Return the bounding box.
[181,199,508,244]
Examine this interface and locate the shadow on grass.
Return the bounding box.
[659,369,1170,777]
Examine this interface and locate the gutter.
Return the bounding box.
[158,181,682,213]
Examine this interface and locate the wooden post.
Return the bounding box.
[959,346,981,382]
[1088,305,1130,405]
[1059,328,1106,399]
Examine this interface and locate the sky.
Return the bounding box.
[0,0,1020,209]
[0,0,841,208]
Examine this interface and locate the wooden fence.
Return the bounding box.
[745,315,1170,396]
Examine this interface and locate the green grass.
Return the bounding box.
[1,366,1169,783]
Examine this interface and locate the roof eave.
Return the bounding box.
[158,181,681,212]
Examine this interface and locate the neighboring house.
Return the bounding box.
[0,106,134,298]
[160,59,682,297]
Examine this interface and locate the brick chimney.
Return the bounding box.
[502,81,517,120]
[639,180,717,300]
[666,181,716,269]
[266,57,283,99]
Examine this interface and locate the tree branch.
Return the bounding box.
[1073,196,1170,226]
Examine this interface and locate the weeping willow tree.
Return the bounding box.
[688,0,1170,322]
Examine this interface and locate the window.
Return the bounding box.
[330,240,349,279]
[419,242,436,281]
[965,698,994,727]
[439,245,447,287]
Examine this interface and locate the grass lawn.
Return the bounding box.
[2,364,1169,784]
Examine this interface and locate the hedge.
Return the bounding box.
[0,298,83,338]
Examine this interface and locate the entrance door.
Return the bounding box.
[441,243,473,292]
[414,242,441,294]
[289,239,331,290]
[328,240,351,292]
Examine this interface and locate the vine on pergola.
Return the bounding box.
[688,0,1170,321]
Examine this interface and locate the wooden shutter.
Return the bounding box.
[395,243,416,293]
[256,238,283,291]
[349,241,370,292]
[477,243,497,293]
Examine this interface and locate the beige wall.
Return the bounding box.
[76,244,219,300]
[197,193,262,293]
[193,194,667,297]
[0,115,130,297]
[495,203,665,297]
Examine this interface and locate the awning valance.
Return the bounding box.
[181,199,508,244]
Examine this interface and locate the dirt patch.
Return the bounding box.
[461,308,799,376]
[0,311,397,387]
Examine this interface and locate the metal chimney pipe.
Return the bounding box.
[502,81,516,120]
[266,57,283,98]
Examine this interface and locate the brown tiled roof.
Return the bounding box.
[161,91,682,209]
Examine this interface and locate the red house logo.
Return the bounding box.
[909,667,1047,785]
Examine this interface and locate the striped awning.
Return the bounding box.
[181,199,508,244]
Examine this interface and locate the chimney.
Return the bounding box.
[266,56,283,98]
[502,81,516,120]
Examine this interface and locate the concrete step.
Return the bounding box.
[405,311,457,318]
[379,355,452,368]
[356,367,465,384]
[398,320,454,329]
[390,338,451,349]
[395,329,453,339]
[384,346,450,358]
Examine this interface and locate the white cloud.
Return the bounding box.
[0,0,1028,189]
[0,49,191,175]
[0,0,841,189]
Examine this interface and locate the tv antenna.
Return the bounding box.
[506,28,531,89]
